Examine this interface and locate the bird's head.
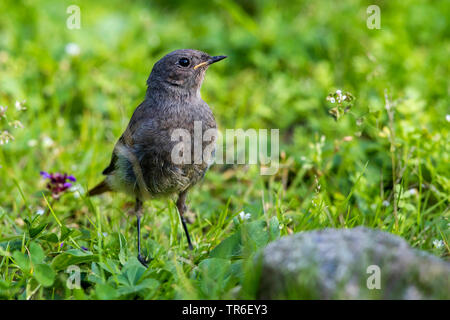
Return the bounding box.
[147,49,226,97]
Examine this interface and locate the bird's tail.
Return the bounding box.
[88,180,111,196]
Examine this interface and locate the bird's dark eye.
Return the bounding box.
[178,58,190,67]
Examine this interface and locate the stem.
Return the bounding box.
[384,90,398,231]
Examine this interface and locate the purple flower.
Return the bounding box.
[40,171,51,179]
[81,246,88,251]
[60,242,64,248]
[40,171,76,199]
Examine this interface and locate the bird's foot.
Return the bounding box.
[138,254,150,268]
[188,242,194,251]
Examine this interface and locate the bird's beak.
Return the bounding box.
[209,55,227,64]
[193,55,227,69]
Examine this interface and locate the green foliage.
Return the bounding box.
[0,0,449,299]
[51,249,98,271]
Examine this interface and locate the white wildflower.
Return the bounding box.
[36,208,45,215]
[65,43,80,56]
[0,131,14,145]
[28,139,38,147]
[382,200,390,207]
[15,100,26,111]
[238,211,251,221]
[10,120,24,129]
[330,97,335,103]
[42,135,54,148]
[0,105,6,117]
[446,114,450,122]
[336,89,342,96]
[432,239,444,249]
[408,188,418,196]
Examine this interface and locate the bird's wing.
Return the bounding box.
[102,152,117,175]
[101,102,148,176]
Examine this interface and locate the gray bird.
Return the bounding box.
[88,49,226,266]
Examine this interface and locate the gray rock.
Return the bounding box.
[257,227,450,299]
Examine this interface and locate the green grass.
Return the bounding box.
[0,0,449,299]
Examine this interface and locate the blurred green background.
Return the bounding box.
[0,0,448,299]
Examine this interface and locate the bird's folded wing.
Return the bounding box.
[101,101,150,176]
[102,152,117,175]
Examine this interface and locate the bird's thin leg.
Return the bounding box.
[135,198,149,267]
[176,191,193,250]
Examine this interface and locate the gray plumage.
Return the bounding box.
[88,49,226,266]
